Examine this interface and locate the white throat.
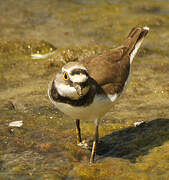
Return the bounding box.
[54,80,89,100]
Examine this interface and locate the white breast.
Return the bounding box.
[49,93,119,121]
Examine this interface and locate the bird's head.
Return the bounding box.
[54,62,90,100]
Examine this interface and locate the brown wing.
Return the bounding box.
[80,26,149,95]
[80,47,130,95]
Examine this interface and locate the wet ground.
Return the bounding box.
[0,0,169,179]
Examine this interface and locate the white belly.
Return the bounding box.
[51,94,119,121]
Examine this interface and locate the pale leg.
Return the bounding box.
[90,119,99,163]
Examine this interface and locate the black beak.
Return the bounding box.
[74,84,83,97]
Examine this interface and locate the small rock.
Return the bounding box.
[9,121,23,127]
[134,121,145,127]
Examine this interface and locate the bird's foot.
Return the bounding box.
[77,140,89,149]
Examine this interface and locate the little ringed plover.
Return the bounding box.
[48,26,149,163]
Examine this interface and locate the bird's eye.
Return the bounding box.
[63,72,69,80]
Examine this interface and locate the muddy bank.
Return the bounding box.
[0,0,169,179]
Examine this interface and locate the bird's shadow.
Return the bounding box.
[92,118,169,163]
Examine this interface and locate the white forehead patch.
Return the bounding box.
[69,74,88,83]
[62,63,88,83]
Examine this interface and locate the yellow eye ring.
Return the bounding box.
[63,72,69,80]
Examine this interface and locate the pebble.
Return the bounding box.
[9,121,23,127]
[134,121,145,127]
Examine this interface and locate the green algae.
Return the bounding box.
[0,40,56,57]
[0,42,169,179]
[0,0,169,179]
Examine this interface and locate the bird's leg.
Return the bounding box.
[75,119,89,149]
[90,119,99,163]
[75,119,82,144]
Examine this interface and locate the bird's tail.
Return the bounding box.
[123,26,149,64]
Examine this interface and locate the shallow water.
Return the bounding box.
[0,0,169,179]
